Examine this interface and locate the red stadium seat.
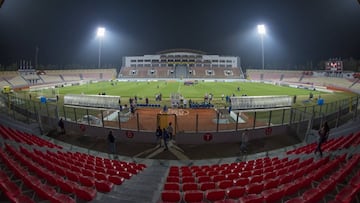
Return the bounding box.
[51,193,76,203]
[261,188,284,203]
[108,175,124,185]
[238,194,264,203]
[197,176,211,183]
[205,189,226,202]
[57,178,74,194]
[183,190,204,203]
[233,178,249,187]
[164,183,180,191]
[284,197,305,203]
[79,175,95,187]
[263,178,279,190]
[217,180,233,189]
[335,185,360,203]
[182,176,196,183]
[200,182,216,191]
[161,190,181,203]
[182,182,198,191]
[303,188,325,203]
[226,186,245,199]
[95,180,114,193]
[167,176,180,183]
[245,182,263,194]
[73,185,97,201]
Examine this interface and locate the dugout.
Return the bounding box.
[64,94,121,109]
[230,95,292,110]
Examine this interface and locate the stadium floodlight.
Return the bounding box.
[257,24,266,70]
[97,27,106,68]
[97,27,105,37]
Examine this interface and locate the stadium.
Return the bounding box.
[1,1,360,203]
[1,48,360,202]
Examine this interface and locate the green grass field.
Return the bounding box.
[12,80,357,128]
[28,80,356,108]
[58,81,329,99]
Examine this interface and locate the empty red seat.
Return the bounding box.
[263,171,276,180]
[197,176,211,183]
[161,190,181,203]
[73,185,97,201]
[226,186,245,199]
[34,183,57,201]
[66,170,79,182]
[0,179,22,200]
[182,176,196,183]
[206,189,226,202]
[318,179,337,194]
[238,194,264,203]
[212,175,226,182]
[95,180,114,193]
[182,182,198,191]
[200,182,216,191]
[261,188,283,203]
[303,188,325,203]
[263,178,279,190]
[233,178,249,187]
[79,175,95,187]
[246,183,263,194]
[279,174,293,185]
[108,175,124,185]
[249,175,263,184]
[51,193,76,203]
[218,180,233,189]
[283,181,302,196]
[184,190,204,203]
[239,171,251,178]
[284,197,305,203]
[164,183,180,191]
[226,173,239,181]
[95,172,109,181]
[335,185,360,203]
[167,176,180,183]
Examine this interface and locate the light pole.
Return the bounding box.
[257,24,266,70]
[97,27,106,68]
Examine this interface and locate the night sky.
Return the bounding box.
[0,0,359,68]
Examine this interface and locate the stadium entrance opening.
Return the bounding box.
[175,64,188,78]
[157,113,176,136]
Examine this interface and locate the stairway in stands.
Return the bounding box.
[94,164,167,203]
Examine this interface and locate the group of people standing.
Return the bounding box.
[156,122,173,151]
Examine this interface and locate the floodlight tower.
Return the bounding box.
[97,27,106,68]
[257,24,266,70]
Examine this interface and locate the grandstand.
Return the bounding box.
[0,69,117,89]
[119,49,244,79]
[0,110,359,202]
[1,52,360,203]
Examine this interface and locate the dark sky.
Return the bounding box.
[0,0,359,68]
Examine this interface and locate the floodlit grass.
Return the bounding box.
[12,80,358,128]
[57,80,330,100]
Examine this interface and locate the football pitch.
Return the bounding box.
[56,80,354,106]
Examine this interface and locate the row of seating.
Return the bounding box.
[286,154,360,203]
[161,153,360,203]
[54,150,146,171]
[0,169,35,203]
[0,146,76,202]
[161,157,317,201]
[166,157,303,181]
[0,124,148,202]
[287,131,360,155]
[0,125,62,149]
